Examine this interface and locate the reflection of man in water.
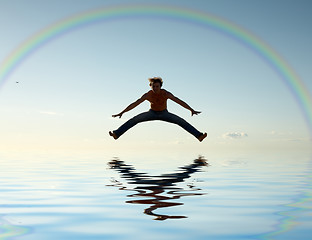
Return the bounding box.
[108,156,208,221]
[109,77,207,141]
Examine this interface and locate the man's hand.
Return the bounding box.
[191,110,201,116]
[112,113,123,118]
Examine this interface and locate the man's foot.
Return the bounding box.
[198,132,207,142]
[109,131,118,140]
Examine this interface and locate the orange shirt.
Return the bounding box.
[146,89,169,111]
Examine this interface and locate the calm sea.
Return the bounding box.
[0,150,311,240]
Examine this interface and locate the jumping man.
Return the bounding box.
[109,77,207,142]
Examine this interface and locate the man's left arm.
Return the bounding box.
[167,91,201,116]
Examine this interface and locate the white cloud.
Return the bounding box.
[223,132,248,139]
[39,111,64,116]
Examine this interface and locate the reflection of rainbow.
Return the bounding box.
[257,162,312,240]
[0,5,312,135]
[0,216,32,239]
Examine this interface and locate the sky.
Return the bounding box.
[0,0,311,154]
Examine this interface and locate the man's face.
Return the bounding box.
[151,82,161,93]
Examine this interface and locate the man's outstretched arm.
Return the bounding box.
[112,93,147,118]
[167,92,201,116]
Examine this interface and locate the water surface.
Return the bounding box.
[0,150,311,239]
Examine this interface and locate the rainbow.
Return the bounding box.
[0,3,311,134]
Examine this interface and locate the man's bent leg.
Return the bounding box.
[112,110,155,139]
[160,111,203,139]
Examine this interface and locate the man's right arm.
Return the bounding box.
[112,93,148,118]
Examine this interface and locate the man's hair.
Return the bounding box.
[148,77,163,87]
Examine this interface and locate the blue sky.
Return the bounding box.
[0,0,311,153]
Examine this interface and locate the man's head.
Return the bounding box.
[148,77,163,87]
